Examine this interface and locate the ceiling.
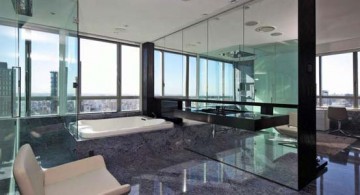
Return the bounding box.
[316,0,360,45]
[79,0,250,43]
[1,0,359,48]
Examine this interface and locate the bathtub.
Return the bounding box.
[75,116,174,139]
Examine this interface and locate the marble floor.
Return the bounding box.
[29,130,360,195]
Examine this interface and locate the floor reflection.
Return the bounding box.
[186,127,298,189]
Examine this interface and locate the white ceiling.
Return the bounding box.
[79,0,360,52]
[1,0,358,49]
[79,0,250,43]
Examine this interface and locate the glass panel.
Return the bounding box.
[121,99,140,111]
[189,56,197,97]
[154,50,163,96]
[0,25,18,117]
[164,52,184,96]
[121,45,140,96]
[0,20,19,195]
[322,53,353,96]
[224,63,234,100]
[65,36,78,114]
[80,38,117,96]
[244,0,299,189]
[182,22,208,100]
[19,30,60,115]
[81,99,117,113]
[199,58,207,98]
[207,60,222,100]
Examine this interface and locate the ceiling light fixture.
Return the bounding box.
[271,32,282,36]
[245,21,258,26]
[255,26,276,32]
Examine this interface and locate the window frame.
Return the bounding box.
[316,51,359,108]
[79,36,141,113]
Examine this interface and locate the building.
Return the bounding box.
[0,62,12,117]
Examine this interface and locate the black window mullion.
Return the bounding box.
[117,44,122,112]
[353,52,358,108]
[319,56,322,106]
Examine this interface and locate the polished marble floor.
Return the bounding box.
[30,129,360,195]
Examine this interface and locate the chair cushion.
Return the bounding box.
[45,168,122,195]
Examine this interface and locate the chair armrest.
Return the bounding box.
[44,155,106,186]
[101,184,131,195]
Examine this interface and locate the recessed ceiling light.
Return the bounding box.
[255,26,276,32]
[245,21,258,26]
[271,32,282,36]
[114,27,127,32]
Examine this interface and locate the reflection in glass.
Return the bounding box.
[164,52,184,96]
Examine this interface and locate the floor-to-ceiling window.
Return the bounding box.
[80,37,140,113]
[154,49,235,101]
[317,52,356,107]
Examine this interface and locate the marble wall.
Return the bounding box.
[69,123,216,163]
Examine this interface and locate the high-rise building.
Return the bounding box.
[0,62,13,117]
[50,71,58,113]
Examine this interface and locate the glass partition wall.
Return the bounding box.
[0,0,78,193]
[154,0,299,189]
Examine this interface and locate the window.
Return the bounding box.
[80,38,117,96]
[189,56,197,97]
[154,50,163,96]
[121,45,140,111]
[164,52,185,96]
[224,63,234,100]
[199,58,207,98]
[207,60,223,99]
[322,53,353,96]
[317,52,358,108]
[19,29,60,115]
[80,38,140,113]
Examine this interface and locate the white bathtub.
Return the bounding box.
[75,116,174,139]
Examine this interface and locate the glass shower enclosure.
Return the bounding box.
[0,0,78,193]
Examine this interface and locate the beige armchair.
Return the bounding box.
[13,144,130,195]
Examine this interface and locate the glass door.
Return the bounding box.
[0,22,20,195]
